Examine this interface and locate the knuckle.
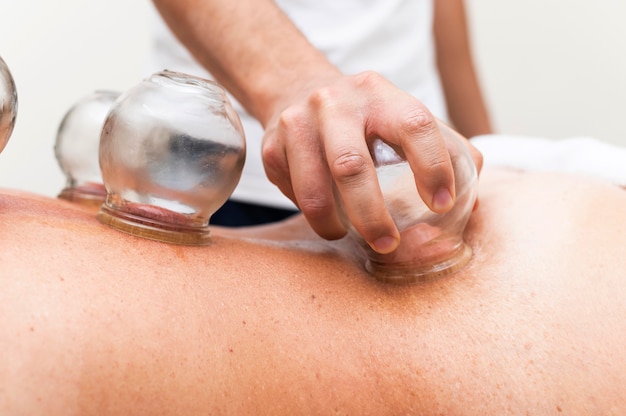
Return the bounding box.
[261,136,282,172]
[261,133,278,158]
[298,195,334,221]
[398,107,435,140]
[408,144,452,185]
[352,70,385,89]
[422,156,450,177]
[329,150,370,184]
[277,105,306,132]
[308,86,341,112]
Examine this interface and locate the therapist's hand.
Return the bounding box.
[151,0,485,252]
[262,71,483,254]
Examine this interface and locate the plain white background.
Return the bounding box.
[1,0,625,196]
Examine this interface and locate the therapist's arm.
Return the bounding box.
[434,0,493,138]
[152,0,467,254]
[152,0,337,126]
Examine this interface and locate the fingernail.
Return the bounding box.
[432,187,454,213]
[372,235,399,254]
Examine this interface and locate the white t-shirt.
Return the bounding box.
[148,0,447,209]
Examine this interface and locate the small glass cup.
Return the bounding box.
[0,55,18,154]
[97,70,246,245]
[338,121,478,284]
[55,90,121,206]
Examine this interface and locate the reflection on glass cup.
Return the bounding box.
[98,71,246,245]
[0,55,18,154]
[337,121,478,285]
[55,90,121,206]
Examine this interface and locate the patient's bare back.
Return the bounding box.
[0,168,625,414]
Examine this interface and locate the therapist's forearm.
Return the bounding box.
[152,0,341,126]
[434,0,492,138]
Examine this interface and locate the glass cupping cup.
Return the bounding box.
[98,71,246,245]
[0,55,18,154]
[55,90,121,206]
[337,120,478,285]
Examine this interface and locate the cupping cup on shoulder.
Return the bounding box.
[55,90,121,206]
[97,70,246,245]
